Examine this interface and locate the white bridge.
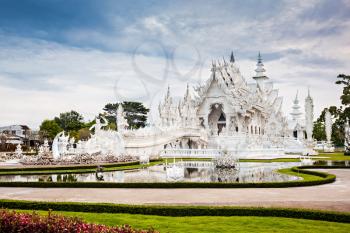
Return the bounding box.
[161,149,222,158]
[166,161,214,168]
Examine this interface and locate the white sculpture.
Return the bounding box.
[52,116,125,162]
[345,119,350,155]
[38,139,50,157]
[15,144,23,159]
[325,109,332,143]
[117,104,129,133]
[305,89,314,141]
[304,90,318,155]
[52,131,69,160]
[324,109,335,152]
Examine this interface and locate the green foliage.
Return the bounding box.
[313,74,350,146]
[312,121,326,141]
[77,128,91,141]
[336,74,350,106]
[39,120,62,140]
[103,102,149,129]
[54,110,84,132]
[1,200,350,224]
[315,106,347,146]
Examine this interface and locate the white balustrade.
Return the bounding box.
[160,149,222,158]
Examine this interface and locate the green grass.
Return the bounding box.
[0,160,162,176]
[241,158,300,162]
[278,168,321,181]
[16,209,350,233]
[317,152,350,161]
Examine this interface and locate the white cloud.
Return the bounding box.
[0,0,349,129]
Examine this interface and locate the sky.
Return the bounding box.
[0,0,349,129]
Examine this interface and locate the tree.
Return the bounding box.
[314,106,346,146]
[103,102,149,129]
[313,121,326,141]
[315,74,350,147]
[77,128,91,141]
[54,110,84,132]
[0,133,7,151]
[39,120,62,140]
[336,74,350,106]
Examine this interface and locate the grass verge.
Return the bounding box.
[0,199,349,223]
[14,209,350,233]
[0,160,162,176]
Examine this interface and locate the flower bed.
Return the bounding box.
[0,209,157,233]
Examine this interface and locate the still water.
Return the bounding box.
[0,162,305,183]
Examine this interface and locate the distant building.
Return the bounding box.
[0,125,40,149]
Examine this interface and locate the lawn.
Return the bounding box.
[278,167,322,181]
[317,152,350,161]
[17,210,350,233]
[0,160,162,176]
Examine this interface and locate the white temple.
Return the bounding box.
[154,52,317,158]
[51,52,318,160]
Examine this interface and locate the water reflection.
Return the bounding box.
[0,162,310,183]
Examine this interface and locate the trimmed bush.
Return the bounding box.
[0,209,157,233]
[0,200,349,223]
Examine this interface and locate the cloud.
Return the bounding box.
[0,0,349,129]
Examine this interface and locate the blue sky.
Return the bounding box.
[0,0,349,128]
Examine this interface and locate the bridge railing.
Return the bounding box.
[160,149,222,158]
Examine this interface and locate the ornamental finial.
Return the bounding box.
[257,51,262,64]
[230,51,235,63]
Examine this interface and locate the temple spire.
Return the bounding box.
[290,90,302,121]
[230,51,235,63]
[257,51,262,63]
[166,85,170,99]
[253,52,268,86]
[184,83,190,100]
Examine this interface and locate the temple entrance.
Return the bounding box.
[208,103,226,135]
[293,130,298,138]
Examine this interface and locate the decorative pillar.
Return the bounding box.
[226,115,230,136]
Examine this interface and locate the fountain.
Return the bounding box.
[212,151,238,168]
[166,158,185,181]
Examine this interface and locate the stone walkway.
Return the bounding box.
[0,169,349,212]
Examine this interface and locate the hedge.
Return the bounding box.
[0,199,349,223]
[0,160,161,172]
[0,160,162,176]
[0,166,338,188]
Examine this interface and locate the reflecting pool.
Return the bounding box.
[0,162,304,183]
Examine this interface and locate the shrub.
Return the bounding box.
[0,209,157,233]
[0,200,349,223]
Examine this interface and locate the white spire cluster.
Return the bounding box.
[305,89,314,141]
[290,91,303,121]
[253,52,268,87]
